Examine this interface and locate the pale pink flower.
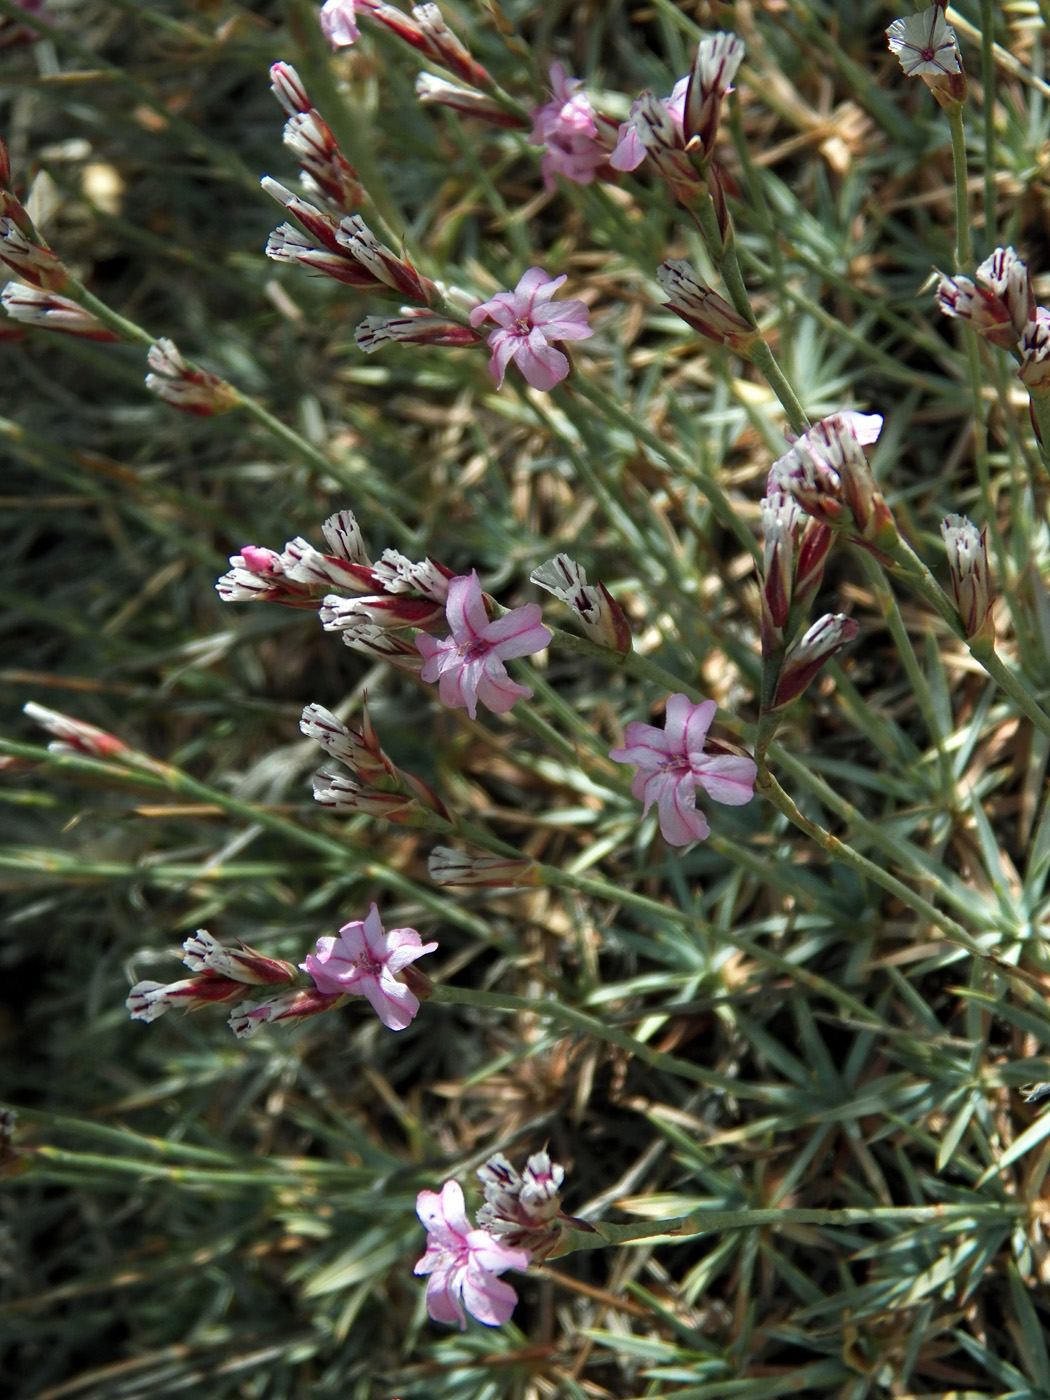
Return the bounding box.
[609,75,688,171]
[300,903,437,1031]
[529,62,606,190]
[320,0,364,47]
[609,693,756,846]
[468,267,593,391]
[415,571,551,719]
[414,1179,531,1329]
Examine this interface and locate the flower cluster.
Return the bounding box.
[414,1151,565,1328]
[127,909,437,1038]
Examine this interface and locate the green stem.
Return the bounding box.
[562,378,758,562]
[882,536,1050,742]
[556,1201,1021,1255]
[946,103,971,272]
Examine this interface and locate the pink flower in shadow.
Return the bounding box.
[300,903,436,1030]
[609,693,756,846]
[414,1179,531,1329]
[416,571,551,719]
[529,62,606,190]
[469,267,592,391]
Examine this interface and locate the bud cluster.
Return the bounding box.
[476,1150,567,1258]
[302,700,448,821]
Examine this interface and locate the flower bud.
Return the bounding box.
[530,554,631,653]
[771,613,858,709]
[24,702,131,759]
[1,283,119,339]
[180,930,297,985]
[941,514,992,640]
[228,987,343,1038]
[146,338,237,415]
[427,845,540,887]
[657,259,758,352]
[683,31,744,158]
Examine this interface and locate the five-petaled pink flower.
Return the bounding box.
[415,570,552,719]
[414,1179,531,1329]
[300,903,437,1030]
[469,267,593,391]
[609,693,757,846]
[529,62,607,191]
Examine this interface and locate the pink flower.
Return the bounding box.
[300,903,437,1031]
[609,693,757,846]
[320,0,364,47]
[468,267,593,391]
[529,62,606,190]
[414,1179,531,1329]
[415,571,552,719]
[610,75,688,171]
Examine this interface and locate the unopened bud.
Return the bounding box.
[24,702,131,760]
[1019,310,1050,392]
[1,283,119,339]
[771,613,858,709]
[146,338,237,415]
[941,514,992,639]
[0,217,66,289]
[427,845,539,887]
[228,986,343,1038]
[530,554,631,653]
[937,247,1033,349]
[181,930,297,985]
[657,259,757,352]
[356,310,480,351]
[127,975,246,1022]
[683,31,744,157]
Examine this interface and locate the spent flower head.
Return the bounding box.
[531,554,631,653]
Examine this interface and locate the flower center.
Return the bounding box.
[353,950,383,977]
[460,637,492,662]
[659,755,691,779]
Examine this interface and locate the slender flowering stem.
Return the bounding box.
[690,192,809,436]
[880,537,1050,742]
[555,1201,1023,1255]
[428,983,769,1099]
[946,104,971,273]
[756,760,1047,994]
[557,379,759,562]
